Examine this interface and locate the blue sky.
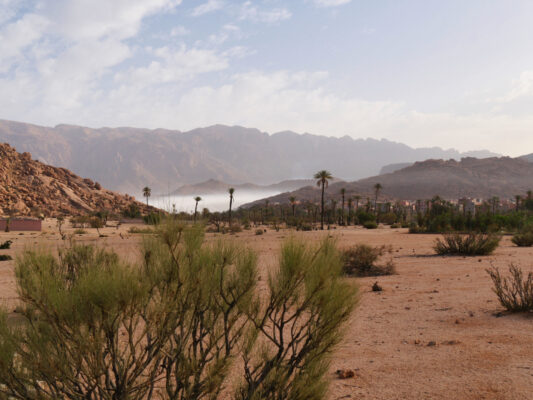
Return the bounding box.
[2,0,533,155]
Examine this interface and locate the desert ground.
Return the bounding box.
[0,220,532,400]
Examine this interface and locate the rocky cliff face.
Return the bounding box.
[0,143,152,217]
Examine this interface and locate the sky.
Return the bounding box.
[1,0,533,156]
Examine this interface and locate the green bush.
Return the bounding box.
[434,233,501,256]
[122,203,141,218]
[0,222,357,400]
[408,223,425,234]
[512,231,533,247]
[487,265,533,312]
[143,212,161,225]
[363,221,378,229]
[379,212,397,225]
[342,244,395,276]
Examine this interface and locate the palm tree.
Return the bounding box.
[491,196,499,215]
[340,188,346,225]
[330,199,337,225]
[373,183,382,213]
[142,186,151,206]
[289,196,297,217]
[228,188,235,225]
[527,190,532,200]
[193,196,202,223]
[515,195,521,212]
[354,195,361,211]
[347,197,353,225]
[314,170,333,230]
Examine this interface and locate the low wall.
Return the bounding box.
[0,219,42,232]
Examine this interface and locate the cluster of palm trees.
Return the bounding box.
[312,170,383,230]
[143,171,383,230]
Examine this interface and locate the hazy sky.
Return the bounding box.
[1,0,533,155]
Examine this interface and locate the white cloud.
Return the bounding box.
[191,0,224,17]
[0,13,49,72]
[42,0,182,41]
[489,70,533,104]
[114,45,228,87]
[239,1,291,23]
[314,0,352,7]
[170,25,190,36]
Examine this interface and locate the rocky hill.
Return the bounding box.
[0,119,499,194]
[0,143,153,217]
[243,157,533,207]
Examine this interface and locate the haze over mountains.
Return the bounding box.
[0,120,499,195]
[244,157,533,207]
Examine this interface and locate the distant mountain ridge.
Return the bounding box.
[0,119,499,194]
[243,157,533,207]
[169,179,318,196]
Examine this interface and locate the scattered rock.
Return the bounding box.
[372,282,383,292]
[427,341,437,347]
[336,369,355,379]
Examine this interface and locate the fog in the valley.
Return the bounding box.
[149,191,280,213]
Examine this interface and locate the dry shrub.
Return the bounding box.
[342,244,395,276]
[229,223,242,233]
[434,233,500,256]
[487,264,533,312]
[255,228,264,235]
[0,241,12,250]
[0,255,12,262]
[363,221,378,229]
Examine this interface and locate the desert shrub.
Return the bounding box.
[356,211,375,225]
[390,223,401,229]
[122,203,141,219]
[297,223,313,231]
[0,222,357,400]
[128,226,154,234]
[0,255,12,261]
[434,233,501,256]
[342,244,395,276]
[255,228,264,235]
[73,228,87,235]
[229,223,243,233]
[143,212,161,225]
[70,215,92,228]
[487,265,533,312]
[408,222,425,234]
[0,240,12,250]
[512,232,533,247]
[363,221,378,229]
[379,212,397,225]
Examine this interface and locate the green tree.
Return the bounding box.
[228,187,235,226]
[354,195,361,211]
[289,196,297,217]
[143,186,152,206]
[373,183,382,213]
[314,170,333,230]
[193,196,202,223]
[340,188,346,225]
[515,195,522,211]
[347,197,353,225]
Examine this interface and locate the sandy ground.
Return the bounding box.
[0,220,532,400]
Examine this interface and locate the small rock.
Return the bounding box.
[427,341,437,347]
[335,369,355,379]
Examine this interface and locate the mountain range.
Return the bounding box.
[243,157,533,207]
[169,179,321,196]
[0,119,499,195]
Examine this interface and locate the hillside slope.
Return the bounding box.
[0,143,152,217]
[0,119,499,194]
[243,157,533,207]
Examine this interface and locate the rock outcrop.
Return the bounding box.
[0,143,153,217]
